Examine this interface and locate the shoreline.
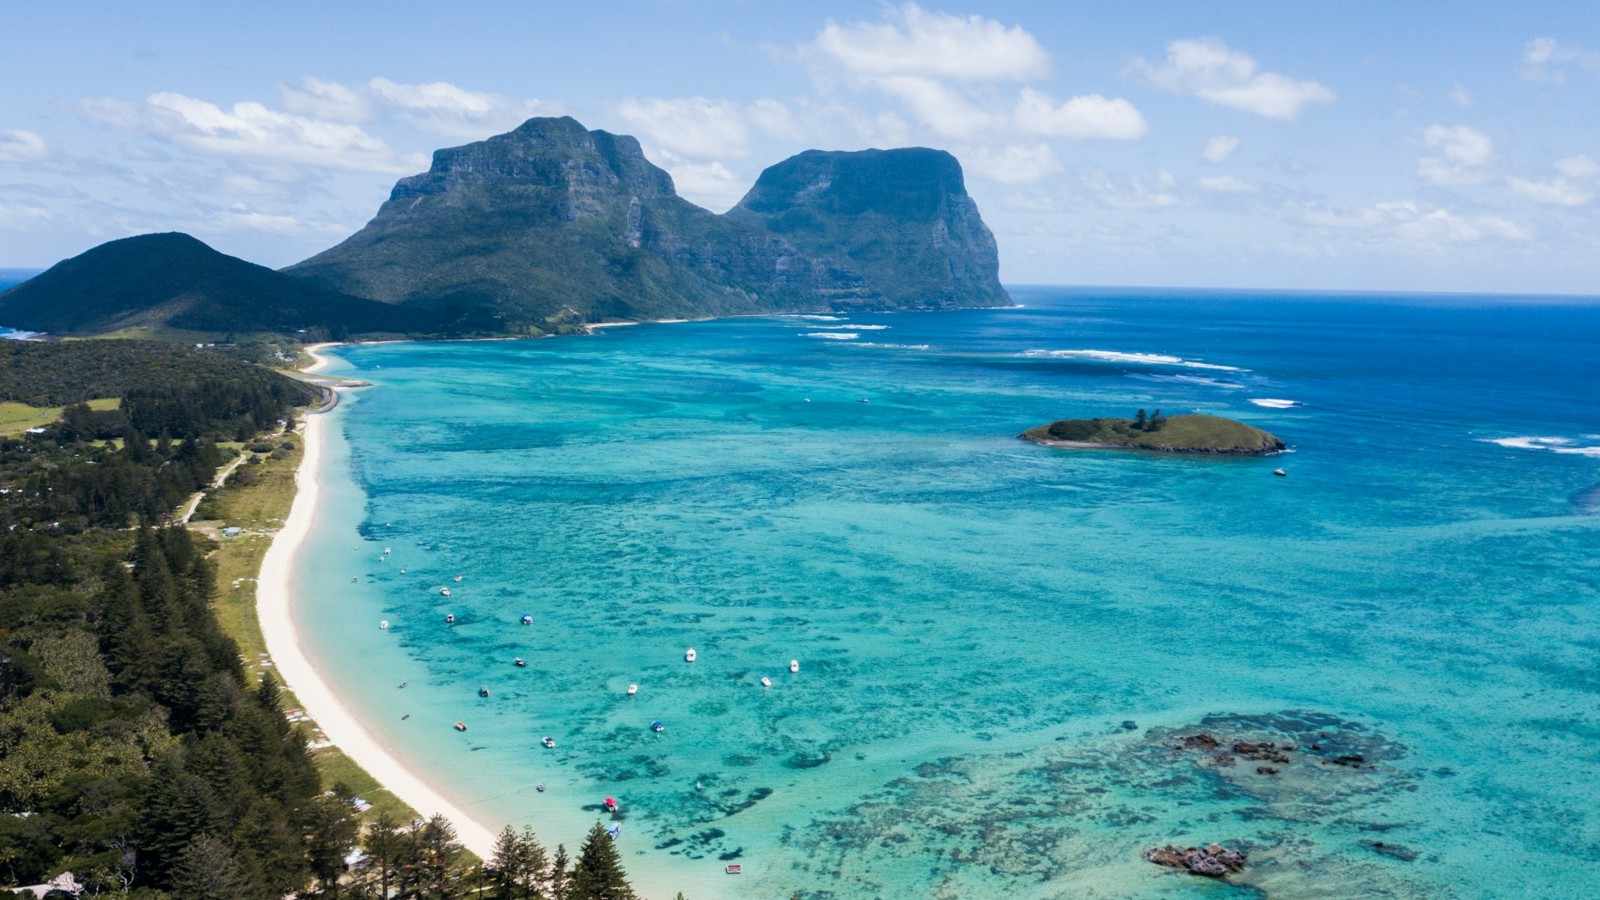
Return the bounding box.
[256,342,499,858]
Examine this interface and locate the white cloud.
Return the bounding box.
[614,97,758,159]
[1448,84,1474,107]
[962,143,1061,184]
[648,151,747,212]
[1298,199,1529,245]
[367,78,553,138]
[1523,37,1600,83]
[1013,88,1146,141]
[1555,154,1599,180]
[281,76,373,121]
[0,129,49,163]
[1201,134,1240,164]
[1508,177,1593,206]
[1134,38,1335,120]
[1197,175,1258,193]
[1080,168,1180,209]
[0,201,51,229]
[214,205,351,237]
[873,75,997,138]
[82,92,416,173]
[1416,124,1494,185]
[807,3,1048,82]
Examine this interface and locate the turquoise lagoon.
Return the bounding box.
[293,288,1600,898]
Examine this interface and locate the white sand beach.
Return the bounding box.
[256,344,499,858]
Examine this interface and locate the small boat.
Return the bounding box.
[400,567,406,574]
[760,676,772,688]
[604,797,619,813]
[520,614,533,625]
[651,721,665,733]
[627,684,638,696]
[454,575,463,583]
[379,620,390,630]
[789,659,799,673]
[478,686,491,698]
[607,823,621,840]
[441,587,451,597]
[536,783,545,792]
[454,721,468,732]
[351,577,358,583]
[857,398,870,404]
[542,736,556,749]
[384,547,392,554]
[725,864,743,875]
[514,657,527,667]
[685,648,697,663]
[445,613,456,624]
[1273,468,1287,477]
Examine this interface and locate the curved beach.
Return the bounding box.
[256,345,498,859]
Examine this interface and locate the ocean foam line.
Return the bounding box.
[1022,348,1245,372]
[1135,373,1245,389]
[786,314,843,321]
[858,342,932,350]
[1483,435,1600,458]
[258,347,498,860]
[803,332,860,340]
[1250,398,1299,409]
[806,324,890,330]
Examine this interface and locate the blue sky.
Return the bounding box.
[2,1,1597,294]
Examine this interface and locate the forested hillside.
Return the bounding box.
[0,342,644,897]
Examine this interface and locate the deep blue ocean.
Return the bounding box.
[296,286,1599,898]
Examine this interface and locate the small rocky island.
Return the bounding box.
[1020,410,1285,455]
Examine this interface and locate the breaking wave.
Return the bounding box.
[802,332,860,340]
[1022,348,1244,372]
[1483,436,1600,459]
[1250,398,1299,409]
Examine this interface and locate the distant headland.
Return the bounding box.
[1020,411,1286,455]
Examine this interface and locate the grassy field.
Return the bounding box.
[192,416,423,826]
[0,396,119,436]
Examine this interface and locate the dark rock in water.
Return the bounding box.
[1179,732,1220,750]
[1122,720,1139,731]
[1144,843,1247,877]
[1361,839,1419,862]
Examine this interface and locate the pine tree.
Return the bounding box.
[549,844,571,900]
[171,834,259,900]
[1134,408,1147,430]
[569,822,637,900]
[362,810,404,900]
[307,792,359,897]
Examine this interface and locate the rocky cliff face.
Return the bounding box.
[726,148,1008,309]
[285,116,1009,327]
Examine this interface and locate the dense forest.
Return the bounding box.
[0,342,645,897]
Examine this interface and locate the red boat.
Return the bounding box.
[454,721,467,732]
[725,864,742,875]
[603,797,619,813]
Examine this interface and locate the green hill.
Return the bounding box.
[0,233,440,338]
[1021,413,1286,455]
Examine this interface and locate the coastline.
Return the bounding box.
[256,342,499,858]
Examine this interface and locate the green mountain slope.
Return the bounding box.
[0,233,439,337]
[285,116,1010,324]
[726,148,1008,309]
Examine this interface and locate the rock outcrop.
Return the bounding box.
[1144,843,1247,878]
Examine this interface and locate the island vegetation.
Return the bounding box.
[0,341,646,898]
[1021,410,1286,455]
